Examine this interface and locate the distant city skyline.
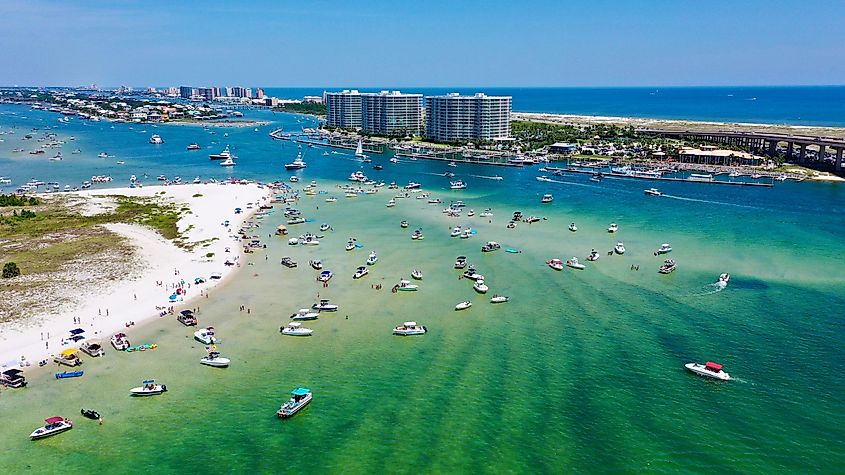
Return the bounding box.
[2,0,843,87]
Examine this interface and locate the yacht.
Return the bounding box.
[454,256,467,269]
[281,322,314,336]
[312,299,338,312]
[473,279,489,293]
[194,327,217,345]
[277,387,312,419]
[568,222,577,232]
[411,269,423,280]
[395,279,418,291]
[587,249,600,261]
[393,321,427,336]
[462,266,483,280]
[454,301,472,311]
[481,241,500,252]
[450,226,463,237]
[220,156,235,167]
[317,270,333,282]
[200,348,230,367]
[405,182,421,189]
[607,223,619,233]
[644,188,662,196]
[490,295,509,304]
[209,145,233,160]
[614,241,626,254]
[111,332,130,351]
[290,309,319,321]
[30,417,73,440]
[149,134,163,144]
[284,152,307,170]
[353,266,369,279]
[130,380,167,396]
[450,180,467,190]
[656,243,673,254]
[685,361,731,381]
[186,143,200,150]
[547,258,564,271]
[659,259,676,274]
[566,257,586,270]
[541,194,554,203]
[366,251,378,265]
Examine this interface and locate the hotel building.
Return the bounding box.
[425,93,512,143]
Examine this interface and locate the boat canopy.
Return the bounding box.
[69,328,85,335]
[705,362,723,371]
[45,416,65,424]
[60,349,78,356]
[143,379,156,384]
[404,322,417,326]
[288,322,302,327]
[291,387,311,396]
[181,310,194,316]
[2,368,23,376]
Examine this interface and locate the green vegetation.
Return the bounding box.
[2,262,20,278]
[113,197,182,240]
[192,193,203,198]
[206,252,215,258]
[275,102,326,117]
[0,194,39,207]
[0,209,37,225]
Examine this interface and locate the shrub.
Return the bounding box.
[3,262,21,278]
[205,252,215,258]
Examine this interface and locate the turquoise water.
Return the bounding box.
[1,106,844,473]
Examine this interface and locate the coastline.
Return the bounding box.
[0,182,271,370]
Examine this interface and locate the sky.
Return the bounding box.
[1,0,843,88]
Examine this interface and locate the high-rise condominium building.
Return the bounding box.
[361,91,423,136]
[425,93,512,143]
[325,90,363,129]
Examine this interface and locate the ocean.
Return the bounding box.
[0,106,844,473]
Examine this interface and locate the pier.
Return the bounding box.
[545,167,774,187]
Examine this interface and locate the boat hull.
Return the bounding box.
[200,357,230,367]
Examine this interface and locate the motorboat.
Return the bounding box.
[659,259,676,274]
[450,180,466,190]
[177,310,197,326]
[455,301,472,311]
[448,161,457,167]
[411,269,423,280]
[454,256,467,269]
[325,197,336,202]
[473,279,489,293]
[80,340,105,357]
[386,199,396,207]
[55,371,84,379]
[309,259,323,270]
[1,369,27,388]
[395,279,418,291]
[111,332,130,350]
[411,229,424,240]
[366,251,378,265]
[353,266,369,279]
[400,220,409,228]
[541,194,553,203]
[345,240,356,251]
[194,327,217,345]
[187,143,200,150]
[467,209,475,217]
[460,229,473,239]
[98,152,109,158]
[568,222,577,232]
[30,417,73,440]
[54,349,83,367]
[481,241,500,252]
[405,182,421,189]
[450,226,462,237]
[291,309,319,321]
[716,273,731,287]
[219,156,235,167]
[657,243,673,254]
[81,409,101,420]
[312,299,338,312]
[644,188,662,196]
[490,295,509,304]
[685,361,731,381]
[566,257,585,270]
[281,322,314,336]
[319,223,331,232]
[462,266,483,280]
[277,387,312,419]
[284,152,307,170]
[287,217,305,225]
[149,134,163,144]
[590,173,603,182]
[209,145,233,160]
[130,380,167,396]
[614,241,626,254]
[587,249,600,261]
[607,223,618,233]
[317,270,333,282]
[281,257,297,268]
[290,176,299,183]
[200,348,230,368]
[393,321,427,336]
[547,259,564,271]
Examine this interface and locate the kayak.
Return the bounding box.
[355,243,365,248]
[506,249,521,253]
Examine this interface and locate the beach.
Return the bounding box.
[0,182,270,370]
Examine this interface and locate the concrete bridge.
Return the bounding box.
[637,129,845,171]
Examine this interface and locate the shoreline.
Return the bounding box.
[0,182,271,371]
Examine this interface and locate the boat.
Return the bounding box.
[386,199,395,207]
[404,182,421,189]
[688,173,714,182]
[450,180,466,190]
[657,243,673,254]
[80,409,101,420]
[277,387,312,419]
[395,279,418,291]
[281,257,297,268]
[345,240,356,251]
[568,222,577,232]
[659,259,676,274]
[587,249,600,261]
[291,309,320,321]
[400,220,409,228]
[541,194,554,203]
[200,348,230,367]
[111,332,130,351]
[454,301,472,311]
[685,361,731,381]
[481,241,501,253]
[460,229,473,239]
[30,417,73,440]
[366,251,378,265]
[97,152,108,158]
[566,257,585,270]
[462,266,483,280]
[177,310,198,326]
[353,266,369,279]
[281,322,314,336]
[411,269,423,280]
[130,380,167,396]
[393,321,427,336]
[355,138,366,158]
[187,143,200,150]
[312,299,338,312]
[590,173,603,182]
[607,223,618,233]
[411,229,424,240]
[149,134,163,144]
[284,152,307,170]
[220,156,235,167]
[209,145,233,160]
[290,176,299,183]
[194,327,217,345]
[490,295,509,303]
[716,273,731,287]
[450,226,462,237]
[287,217,305,225]
[614,241,626,254]
[644,188,662,196]
[317,270,333,282]
[447,161,457,167]
[309,259,323,270]
[55,371,84,379]
[473,279,489,293]
[547,259,564,271]
[79,340,105,357]
[319,223,331,232]
[454,256,467,269]
[1,369,27,388]
[54,349,83,367]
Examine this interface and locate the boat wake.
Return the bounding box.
[469,174,504,181]
[539,177,598,189]
[660,194,759,210]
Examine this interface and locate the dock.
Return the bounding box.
[545,167,774,187]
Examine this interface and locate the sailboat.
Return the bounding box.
[355,138,366,158]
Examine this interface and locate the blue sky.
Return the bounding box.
[1,0,843,87]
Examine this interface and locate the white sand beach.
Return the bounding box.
[0,182,271,369]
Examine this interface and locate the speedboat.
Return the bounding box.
[97,152,109,158]
[568,222,577,232]
[395,279,418,291]
[685,362,731,381]
[277,387,312,419]
[281,257,297,268]
[281,322,313,336]
[345,240,356,251]
[149,134,163,144]
[460,229,473,239]
[587,249,600,261]
[386,199,396,207]
[187,143,200,150]
[290,176,299,183]
[284,153,307,170]
[450,180,466,190]
[547,259,564,271]
[393,321,427,336]
[30,417,73,440]
[317,270,333,282]
[312,299,338,312]
[462,266,483,280]
[309,259,323,270]
[657,243,673,254]
[659,259,676,274]
[411,229,424,240]
[405,182,421,189]
[80,340,105,357]
[717,273,731,287]
[400,220,409,228]
[455,301,472,311]
[614,241,626,254]
[607,223,618,233]
[481,241,500,252]
[541,194,553,203]
[490,295,509,303]
[200,349,230,368]
[81,409,101,420]
[473,279,489,293]
[111,332,130,351]
[353,266,369,279]
[644,188,662,196]
[130,380,167,396]
[194,327,217,345]
[366,251,378,265]
[319,223,331,232]
[411,269,423,280]
[220,156,235,167]
[325,197,336,203]
[291,309,319,321]
[454,256,467,269]
[450,226,462,237]
[566,257,585,270]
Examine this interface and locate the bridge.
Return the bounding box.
[636,129,845,171]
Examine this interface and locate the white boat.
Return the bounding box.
[353,266,369,279]
[281,322,313,336]
[587,249,600,261]
[411,229,424,240]
[220,157,235,167]
[450,180,466,190]
[395,279,418,291]
[30,417,73,440]
[130,380,167,396]
[284,152,307,170]
[644,188,662,196]
[149,134,163,144]
[200,349,230,367]
[317,270,333,282]
[194,327,217,345]
[309,259,323,270]
[325,197,337,203]
[291,309,320,321]
[547,258,564,271]
[111,332,130,351]
[187,143,200,150]
[209,145,233,160]
[454,301,472,311]
[355,138,366,158]
[541,194,553,203]
[411,269,423,280]
[346,240,356,251]
[473,279,489,293]
[460,229,473,239]
[312,299,338,312]
[568,222,577,232]
[366,251,378,265]
[614,241,626,254]
[455,256,467,269]
[393,321,427,336]
[386,199,396,207]
[659,259,676,274]
[450,226,462,237]
[685,362,731,381]
[97,152,109,158]
[277,387,312,419]
[490,295,509,304]
[716,273,730,288]
[566,257,585,270]
[290,176,299,183]
[657,243,672,254]
[608,223,618,233]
